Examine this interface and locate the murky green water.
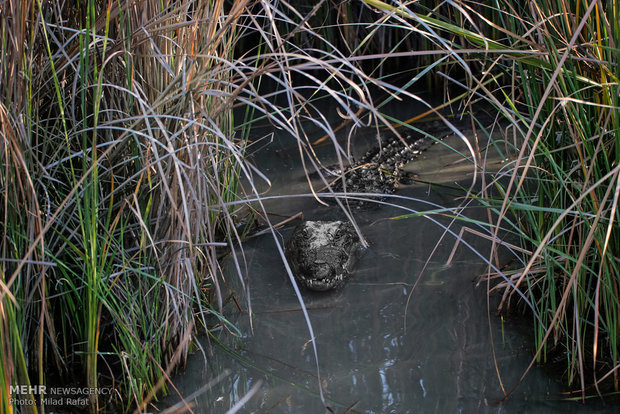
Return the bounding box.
[160,115,616,413]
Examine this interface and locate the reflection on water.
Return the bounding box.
[161,119,616,413]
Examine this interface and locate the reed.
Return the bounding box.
[485,0,619,397]
[0,0,393,411]
[364,0,619,398]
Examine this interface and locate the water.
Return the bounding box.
[160,113,616,413]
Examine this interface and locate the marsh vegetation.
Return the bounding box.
[1,0,617,412]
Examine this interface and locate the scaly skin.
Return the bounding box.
[332,122,453,199]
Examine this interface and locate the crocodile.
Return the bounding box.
[285,122,455,291]
[285,221,361,291]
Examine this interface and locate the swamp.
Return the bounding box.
[1,0,618,413]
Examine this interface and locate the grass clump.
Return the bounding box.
[365,0,619,399]
[0,1,388,412]
[485,0,619,397]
